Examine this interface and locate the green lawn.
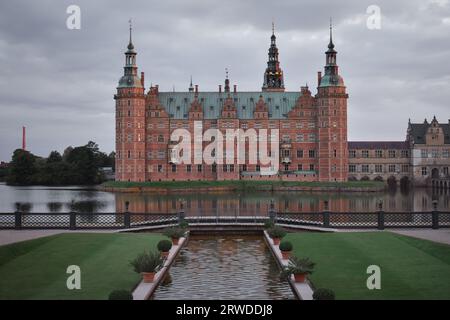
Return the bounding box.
[0,233,165,300]
[285,232,450,299]
[102,180,384,190]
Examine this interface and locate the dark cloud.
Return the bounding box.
[0,0,449,161]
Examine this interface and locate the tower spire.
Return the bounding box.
[128,19,134,50]
[117,21,142,88]
[328,17,334,50]
[189,75,194,92]
[262,23,284,92]
[224,68,230,93]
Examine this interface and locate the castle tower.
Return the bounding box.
[262,23,285,92]
[115,21,146,182]
[316,21,349,182]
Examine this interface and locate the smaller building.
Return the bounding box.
[348,141,410,184]
[407,117,450,187]
[348,117,450,188]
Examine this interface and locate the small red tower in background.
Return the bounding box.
[22,126,26,150]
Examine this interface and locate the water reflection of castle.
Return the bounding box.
[115,189,450,214]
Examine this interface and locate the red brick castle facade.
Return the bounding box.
[115,24,349,182]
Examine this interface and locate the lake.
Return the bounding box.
[0,183,449,214]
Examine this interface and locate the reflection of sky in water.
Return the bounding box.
[0,183,449,213]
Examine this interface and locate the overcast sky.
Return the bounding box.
[0,0,449,162]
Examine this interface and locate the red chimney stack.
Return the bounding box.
[22,126,26,151]
[141,72,145,87]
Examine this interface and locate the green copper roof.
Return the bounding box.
[319,74,344,87]
[118,75,143,88]
[158,91,302,120]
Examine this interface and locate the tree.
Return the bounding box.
[47,151,62,163]
[6,149,37,185]
[66,145,99,184]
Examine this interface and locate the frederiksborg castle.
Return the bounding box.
[114,24,450,188]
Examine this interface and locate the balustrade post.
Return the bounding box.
[269,200,277,224]
[124,201,131,228]
[178,201,185,225]
[432,200,439,229]
[323,200,330,228]
[377,201,385,230]
[69,211,76,230]
[14,210,22,230]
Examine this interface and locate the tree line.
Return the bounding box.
[6,141,115,186]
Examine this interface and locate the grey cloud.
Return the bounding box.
[0,0,449,161]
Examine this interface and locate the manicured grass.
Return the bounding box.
[102,180,384,190]
[285,232,450,299]
[0,233,165,300]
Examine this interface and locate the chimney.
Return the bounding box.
[195,85,198,95]
[140,72,145,87]
[219,85,222,93]
[317,71,322,86]
[233,85,237,93]
[22,126,26,151]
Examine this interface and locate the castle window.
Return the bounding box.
[212,164,217,172]
[401,164,409,173]
[421,150,428,158]
[349,150,356,158]
[128,110,131,116]
[242,164,247,172]
[362,164,369,173]
[158,165,163,173]
[284,164,289,171]
[422,167,428,176]
[388,165,396,173]
[176,106,180,111]
[309,164,315,171]
[297,149,303,158]
[308,150,316,158]
[256,165,261,172]
[172,165,177,173]
[298,164,303,171]
[296,134,304,142]
[158,135,164,143]
[230,164,235,172]
[349,165,356,173]
[128,100,131,106]
[388,150,396,158]
[127,150,131,159]
[362,150,369,158]
[375,164,383,173]
[375,150,383,158]
[401,150,409,158]
[333,149,337,157]
[308,134,316,142]
[431,150,439,158]
[296,122,303,129]
[187,165,192,173]
[332,134,337,141]
[197,165,202,172]
[275,105,279,110]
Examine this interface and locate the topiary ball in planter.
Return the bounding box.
[157,239,173,252]
[279,241,293,252]
[279,241,293,259]
[313,288,335,300]
[108,289,133,300]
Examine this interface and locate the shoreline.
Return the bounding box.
[99,181,385,194]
